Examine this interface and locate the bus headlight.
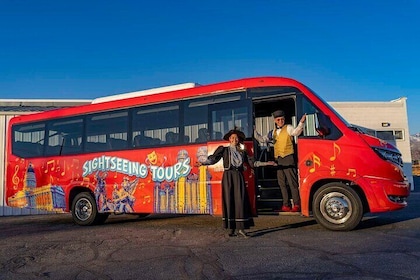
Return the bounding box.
[373,147,403,167]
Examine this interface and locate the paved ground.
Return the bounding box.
[1,192,419,280]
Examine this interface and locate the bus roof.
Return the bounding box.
[91,82,200,104]
[9,76,306,123]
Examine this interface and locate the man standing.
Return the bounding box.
[254,110,306,212]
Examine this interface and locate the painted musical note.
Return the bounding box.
[346,168,357,177]
[44,160,55,173]
[143,195,151,204]
[330,164,336,176]
[56,160,61,173]
[12,165,20,186]
[329,143,341,161]
[60,161,66,176]
[309,154,321,173]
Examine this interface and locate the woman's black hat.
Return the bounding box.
[223,128,246,141]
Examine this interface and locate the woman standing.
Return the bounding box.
[197,128,256,238]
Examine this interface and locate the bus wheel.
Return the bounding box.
[313,182,363,231]
[71,192,98,226]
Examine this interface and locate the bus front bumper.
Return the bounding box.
[360,176,409,213]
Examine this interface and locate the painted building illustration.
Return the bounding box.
[7,163,66,211]
[154,149,213,214]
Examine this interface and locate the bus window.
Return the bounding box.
[184,99,208,144]
[13,122,45,158]
[184,94,244,142]
[132,103,180,146]
[45,118,83,156]
[210,100,250,139]
[301,96,342,140]
[85,110,129,153]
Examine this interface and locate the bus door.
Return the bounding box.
[253,95,298,213]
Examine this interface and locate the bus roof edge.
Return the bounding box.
[91,82,199,104]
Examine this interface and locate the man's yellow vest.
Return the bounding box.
[273,126,294,158]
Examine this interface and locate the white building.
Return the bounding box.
[0,97,414,216]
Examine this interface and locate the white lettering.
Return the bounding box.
[82,155,192,181]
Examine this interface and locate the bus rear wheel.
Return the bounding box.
[71,192,108,226]
[312,182,363,231]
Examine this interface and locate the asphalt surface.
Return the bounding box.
[1,192,419,280]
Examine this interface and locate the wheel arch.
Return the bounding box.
[308,179,370,215]
[69,186,95,212]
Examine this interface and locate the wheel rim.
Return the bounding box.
[74,197,93,222]
[319,191,352,224]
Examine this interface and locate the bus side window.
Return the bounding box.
[184,100,208,145]
[209,100,250,140]
[133,102,180,147]
[315,112,331,138]
[301,97,342,140]
[13,141,43,157]
[165,132,178,144]
[61,136,82,154]
[213,131,223,140]
[195,128,209,143]
[12,123,45,158]
[86,110,129,153]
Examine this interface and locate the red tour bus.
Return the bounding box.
[5,77,410,231]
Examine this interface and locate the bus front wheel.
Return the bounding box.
[312,182,363,231]
[71,192,106,226]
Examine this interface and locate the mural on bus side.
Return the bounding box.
[7,162,66,212]
[7,146,216,215]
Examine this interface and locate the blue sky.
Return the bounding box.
[1,0,419,133]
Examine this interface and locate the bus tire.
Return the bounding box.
[71,192,99,226]
[312,182,363,231]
